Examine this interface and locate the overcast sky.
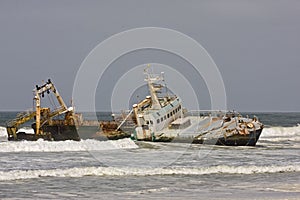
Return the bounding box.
[0,0,299,112]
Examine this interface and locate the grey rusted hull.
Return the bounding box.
[192,128,263,146]
[8,124,80,141]
[8,124,130,141]
[136,128,263,146]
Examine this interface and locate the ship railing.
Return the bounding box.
[6,109,35,127]
[186,110,237,118]
[112,110,132,121]
[111,110,136,129]
[115,109,134,131]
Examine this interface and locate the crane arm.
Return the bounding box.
[6,111,36,139]
[6,79,72,138]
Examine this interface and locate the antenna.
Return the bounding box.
[161,71,170,98]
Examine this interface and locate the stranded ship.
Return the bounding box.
[6,79,128,141]
[125,67,264,146]
[6,68,264,146]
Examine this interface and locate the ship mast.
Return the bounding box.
[34,79,70,135]
[144,65,163,110]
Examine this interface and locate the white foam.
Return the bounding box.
[0,165,298,181]
[0,138,138,152]
[0,126,7,138]
[261,126,300,138]
[0,126,35,141]
[17,127,35,134]
[259,136,300,143]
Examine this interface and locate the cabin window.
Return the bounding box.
[164,116,167,120]
[146,120,149,125]
[170,112,173,116]
[167,113,170,118]
[150,120,153,125]
[161,117,163,122]
[157,119,160,123]
[173,110,175,115]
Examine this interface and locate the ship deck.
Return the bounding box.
[155,116,223,139]
[154,116,261,141]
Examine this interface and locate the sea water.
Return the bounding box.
[0,112,299,199]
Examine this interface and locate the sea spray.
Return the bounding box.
[0,138,138,152]
[0,165,299,181]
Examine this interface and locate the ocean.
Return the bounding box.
[0,112,299,199]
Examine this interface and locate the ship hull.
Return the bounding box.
[8,125,80,141]
[216,128,262,146]
[8,124,131,141]
[8,120,262,146]
[192,128,263,146]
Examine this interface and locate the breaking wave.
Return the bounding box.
[0,126,7,138]
[260,125,300,142]
[1,125,300,149]
[0,126,138,152]
[0,126,34,140]
[261,125,300,137]
[0,138,138,152]
[0,165,299,181]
